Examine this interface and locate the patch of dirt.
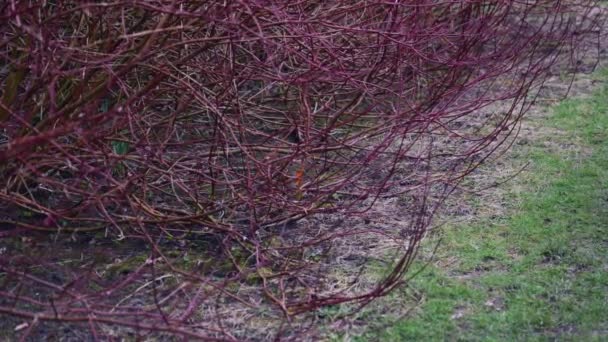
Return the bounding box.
[541,324,579,338]
[484,296,506,312]
[450,305,470,320]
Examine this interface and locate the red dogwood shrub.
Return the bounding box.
[0,1,601,339]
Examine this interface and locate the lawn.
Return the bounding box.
[359,69,608,341]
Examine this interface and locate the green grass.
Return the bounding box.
[362,70,608,341]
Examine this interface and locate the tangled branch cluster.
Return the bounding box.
[0,1,600,339]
